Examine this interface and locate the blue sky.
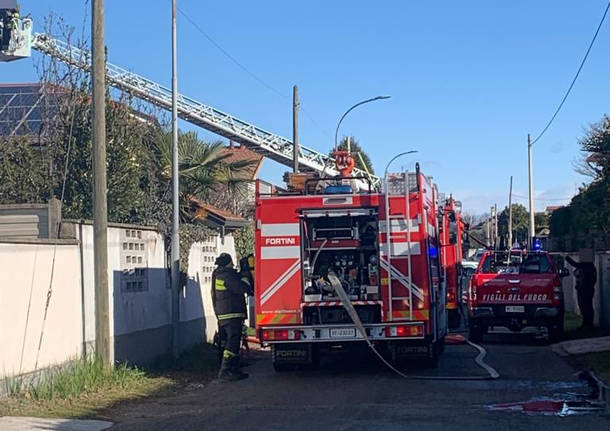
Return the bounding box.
[3,1,609,214]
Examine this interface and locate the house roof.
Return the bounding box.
[218,143,264,180]
[189,199,248,232]
[545,205,562,213]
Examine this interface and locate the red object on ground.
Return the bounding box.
[489,399,565,414]
[445,334,466,344]
[521,400,564,413]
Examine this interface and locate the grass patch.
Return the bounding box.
[565,312,582,333]
[571,351,610,383]
[0,358,173,418]
[561,313,610,383]
[563,312,609,341]
[0,344,222,419]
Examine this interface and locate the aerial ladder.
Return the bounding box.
[0,9,379,189]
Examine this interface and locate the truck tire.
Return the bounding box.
[468,322,484,343]
[548,314,564,343]
[424,341,440,368]
[548,326,563,344]
[448,309,461,329]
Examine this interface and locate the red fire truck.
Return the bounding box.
[439,197,464,328]
[254,163,447,370]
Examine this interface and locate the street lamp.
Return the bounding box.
[384,150,418,182]
[334,95,391,151]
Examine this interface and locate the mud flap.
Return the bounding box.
[390,341,435,363]
[272,343,313,365]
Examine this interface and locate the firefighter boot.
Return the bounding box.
[229,355,249,379]
[218,352,248,382]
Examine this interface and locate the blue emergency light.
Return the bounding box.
[532,237,542,251]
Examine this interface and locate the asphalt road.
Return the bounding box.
[108,333,609,431]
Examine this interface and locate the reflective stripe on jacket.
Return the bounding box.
[211,266,250,320]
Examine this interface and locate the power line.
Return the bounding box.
[176,6,287,100]
[34,90,78,371]
[512,193,572,201]
[531,1,610,146]
[176,5,333,139]
[299,103,333,139]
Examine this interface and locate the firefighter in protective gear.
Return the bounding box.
[212,253,253,381]
[239,254,255,290]
[566,255,597,329]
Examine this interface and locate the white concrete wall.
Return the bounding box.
[78,224,170,338]
[1,222,237,379]
[75,223,171,362]
[0,242,82,378]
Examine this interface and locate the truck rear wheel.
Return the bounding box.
[425,341,440,368]
[548,314,564,343]
[468,322,484,343]
[448,309,461,329]
[548,326,563,343]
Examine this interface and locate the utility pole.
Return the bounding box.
[494,204,500,250]
[527,133,535,245]
[171,0,180,357]
[489,206,496,249]
[92,0,111,367]
[292,85,299,173]
[486,214,491,247]
[508,176,513,248]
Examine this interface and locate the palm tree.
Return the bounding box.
[157,131,255,221]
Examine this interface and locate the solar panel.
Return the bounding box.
[0,83,61,141]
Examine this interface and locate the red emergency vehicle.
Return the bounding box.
[467,249,568,342]
[254,163,447,370]
[439,197,464,328]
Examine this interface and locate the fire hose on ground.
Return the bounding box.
[327,271,500,381]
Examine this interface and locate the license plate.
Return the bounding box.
[506,305,525,313]
[330,328,356,338]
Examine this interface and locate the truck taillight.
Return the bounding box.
[261,329,300,341]
[385,325,423,337]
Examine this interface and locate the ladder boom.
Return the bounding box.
[31,33,379,186]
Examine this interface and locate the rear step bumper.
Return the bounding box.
[260,322,425,344]
[469,305,562,330]
[471,305,560,319]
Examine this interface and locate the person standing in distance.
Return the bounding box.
[211,253,253,381]
[565,253,597,329]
